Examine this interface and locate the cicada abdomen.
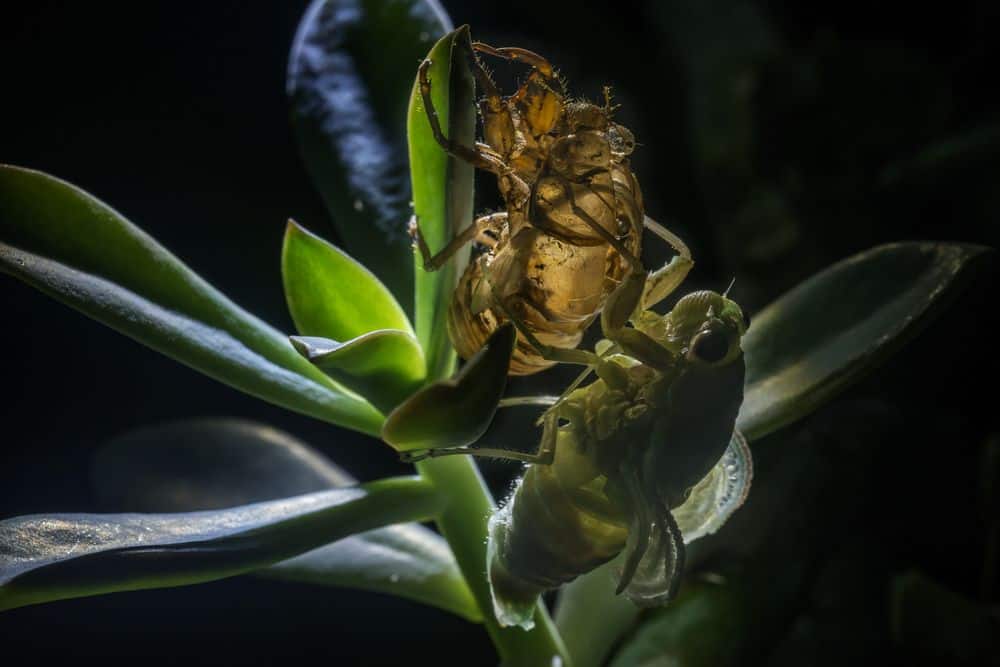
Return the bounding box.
[487,454,627,626]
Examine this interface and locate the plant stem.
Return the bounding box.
[417,455,571,666]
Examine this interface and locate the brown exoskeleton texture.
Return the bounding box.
[411,40,694,375]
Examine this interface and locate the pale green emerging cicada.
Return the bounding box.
[405,277,752,629]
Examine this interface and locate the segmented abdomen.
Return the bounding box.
[487,459,626,627]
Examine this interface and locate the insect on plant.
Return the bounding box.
[1,7,991,666]
[401,37,753,629]
[410,40,694,375]
[405,280,753,628]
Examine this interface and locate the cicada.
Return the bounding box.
[411,41,693,375]
[405,287,752,628]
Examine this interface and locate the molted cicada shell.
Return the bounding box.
[411,40,694,375]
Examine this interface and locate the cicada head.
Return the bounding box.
[636,290,749,505]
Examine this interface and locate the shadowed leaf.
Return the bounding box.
[288,0,451,307]
[738,242,992,441]
[383,324,514,452]
[91,418,480,621]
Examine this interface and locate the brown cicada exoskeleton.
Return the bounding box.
[411,41,694,375]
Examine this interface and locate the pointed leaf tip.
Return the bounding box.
[383,324,515,452]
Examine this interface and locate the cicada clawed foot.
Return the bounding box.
[398,449,433,463]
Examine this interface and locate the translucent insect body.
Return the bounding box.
[411,41,694,374]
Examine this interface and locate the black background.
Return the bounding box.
[2,1,998,665]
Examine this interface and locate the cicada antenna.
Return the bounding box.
[723,276,737,298]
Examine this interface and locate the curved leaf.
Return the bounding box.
[0,476,442,613]
[890,570,999,663]
[738,242,992,441]
[408,26,476,380]
[382,324,514,452]
[0,165,384,436]
[92,418,480,621]
[608,579,744,667]
[288,0,451,309]
[291,331,425,413]
[282,220,415,340]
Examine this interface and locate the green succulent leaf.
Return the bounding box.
[282,221,425,410]
[0,476,443,613]
[291,330,425,415]
[0,165,384,435]
[408,25,476,381]
[738,242,992,441]
[288,0,452,308]
[90,418,480,621]
[282,220,414,340]
[383,324,514,452]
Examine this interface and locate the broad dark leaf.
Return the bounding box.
[738,242,992,441]
[288,0,451,309]
[382,324,514,452]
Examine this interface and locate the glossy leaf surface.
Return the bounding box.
[408,26,476,380]
[291,330,425,413]
[288,0,451,307]
[91,418,479,621]
[0,165,384,435]
[738,242,992,441]
[382,324,514,451]
[282,220,414,341]
[0,476,442,613]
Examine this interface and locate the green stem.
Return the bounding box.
[417,455,571,666]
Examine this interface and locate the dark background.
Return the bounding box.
[1,1,998,665]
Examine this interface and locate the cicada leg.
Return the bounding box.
[466,48,522,161]
[410,212,507,272]
[550,176,676,371]
[472,43,563,142]
[471,43,555,77]
[640,215,695,310]
[489,288,600,368]
[400,410,560,465]
[417,59,510,175]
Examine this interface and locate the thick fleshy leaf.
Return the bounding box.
[608,579,744,667]
[408,26,476,380]
[738,242,992,441]
[0,476,442,613]
[382,324,514,452]
[288,0,452,308]
[91,418,480,621]
[0,165,384,436]
[291,330,425,413]
[282,220,415,341]
[890,570,999,663]
[555,560,643,667]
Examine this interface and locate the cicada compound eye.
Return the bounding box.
[608,124,635,156]
[690,329,729,363]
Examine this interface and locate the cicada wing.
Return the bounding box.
[614,482,685,607]
[671,429,753,544]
